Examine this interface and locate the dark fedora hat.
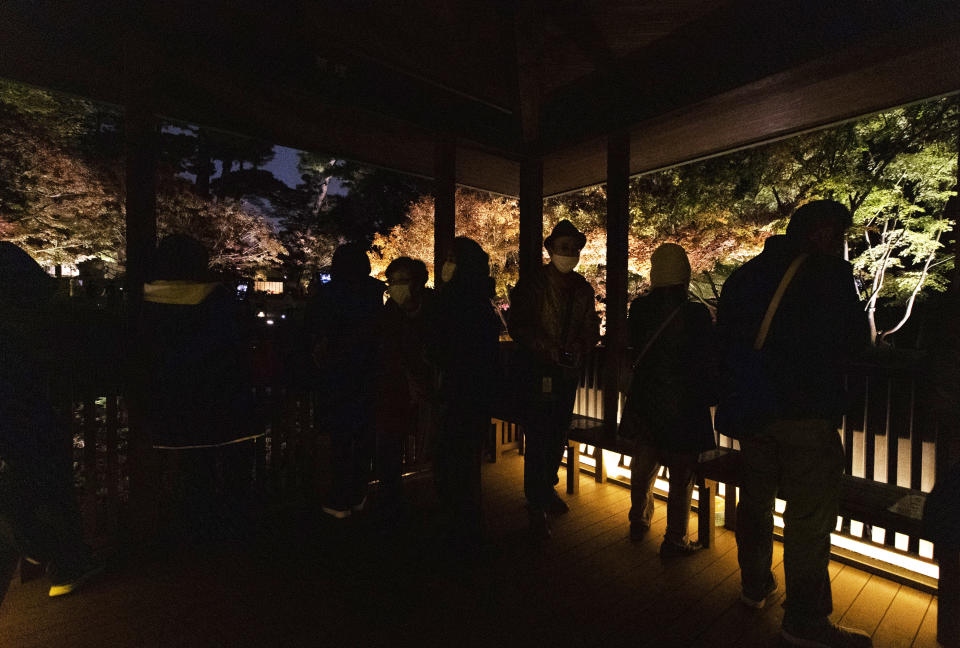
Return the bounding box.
[544,219,587,250]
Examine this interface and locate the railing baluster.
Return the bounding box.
[105,392,119,537]
[82,397,98,539]
[864,375,876,481]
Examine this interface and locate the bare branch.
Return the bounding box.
[879,227,943,344]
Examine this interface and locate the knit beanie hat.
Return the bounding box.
[544,219,587,250]
[649,243,691,289]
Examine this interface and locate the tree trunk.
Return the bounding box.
[195,131,212,198]
[219,158,233,198]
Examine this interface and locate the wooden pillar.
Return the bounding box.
[519,155,544,282]
[516,0,544,286]
[122,33,159,542]
[603,130,630,438]
[123,98,158,329]
[433,136,456,286]
[939,548,960,647]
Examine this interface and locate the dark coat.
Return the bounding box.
[621,289,718,452]
[0,327,62,477]
[0,242,67,479]
[306,275,385,423]
[133,281,251,448]
[376,290,435,409]
[717,235,867,426]
[507,263,600,381]
[431,288,502,419]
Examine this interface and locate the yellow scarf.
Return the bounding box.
[143,280,219,305]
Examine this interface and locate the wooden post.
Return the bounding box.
[698,478,718,548]
[122,38,159,542]
[123,100,158,329]
[603,130,630,439]
[566,440,580,494]
[938,548,960,646]
[516,0,544,286]
[519,155,544,283]
[433,136,456,286]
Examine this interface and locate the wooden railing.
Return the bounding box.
[65,382,435,548]
[557,344,941,575]
[61,337,944,577]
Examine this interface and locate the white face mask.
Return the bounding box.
[550,254,579,274]
[388,284,411,305]
[441,261,457,283]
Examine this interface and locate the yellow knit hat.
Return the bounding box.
[649,243,691,288]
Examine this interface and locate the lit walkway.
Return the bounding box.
[0,453,939,647]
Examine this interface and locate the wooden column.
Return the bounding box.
[516,0,544,286]
[123,99,158,329]
[433,136,456,286]
[603,130,630,438]
[519,155,544,282]
[123,33,160,542]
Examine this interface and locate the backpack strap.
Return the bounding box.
[753,253,808,351]
[632,303,684,370]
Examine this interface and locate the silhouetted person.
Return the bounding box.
[621,243,717,556]
[132,234,255,544]
[375,257,433,515]
[717,200,870,648]
[507,220,599,539]
[431,238,501,555]
[309,243,385,518]
[0,242,102,602]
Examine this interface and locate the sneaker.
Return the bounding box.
[781,620,872,648]
[740,576,778,609]
[659,539,702,557]
[49,562,104,598]
[321,502,352,519]
[547,491,569,515]
[629,523,650,542]
[351,495,368,513]
[528,509,551,540]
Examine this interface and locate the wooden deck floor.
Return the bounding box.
[0,452,940,648]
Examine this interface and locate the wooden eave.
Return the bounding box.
[0,1,957,197]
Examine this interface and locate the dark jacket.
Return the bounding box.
[0,242,67,478]
[431,288,502,418]
[717,235,867,426]
[133,280,252,448]
[507,264,600,378]
[376,290,435,409]
[621,288,718,452]
[307,275,386,420]
[0,324,62,476]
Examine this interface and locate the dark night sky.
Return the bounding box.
[262,145,345,195]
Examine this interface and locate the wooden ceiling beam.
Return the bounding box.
[540,0,960,152]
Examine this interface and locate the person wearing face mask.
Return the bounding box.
[507,220,600,539]
[619,243,717,557]
[374,257,434,518]
[430,238,502,557]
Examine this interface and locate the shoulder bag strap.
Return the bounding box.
[632,303,684,370]
[753,253,808,351]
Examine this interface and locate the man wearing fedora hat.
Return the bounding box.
[508,220,599,538]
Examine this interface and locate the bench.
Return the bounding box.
[564,415,723,549]
[689,446,957,647]
[564,419,960,646]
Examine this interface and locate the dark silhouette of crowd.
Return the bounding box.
[12,197,947,648]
